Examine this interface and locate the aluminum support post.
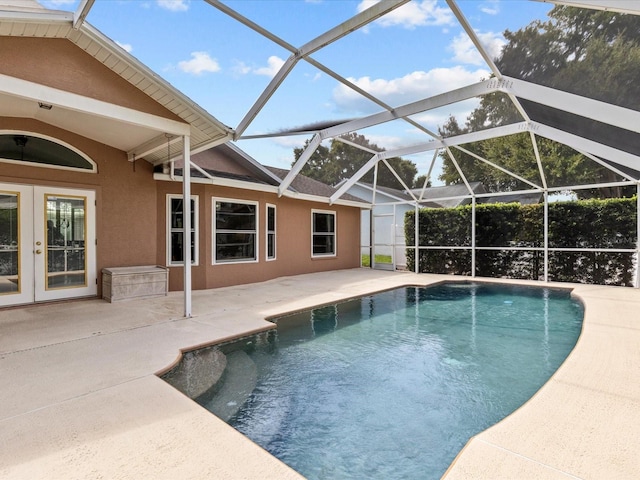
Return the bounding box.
[182,135,192,317]
[544,190,549,283]
[414,204,419,274]
[471,197,476,278]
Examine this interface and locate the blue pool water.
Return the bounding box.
[218,283,583,479]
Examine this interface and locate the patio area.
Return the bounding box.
[1,268,639,479]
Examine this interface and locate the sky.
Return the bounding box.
[40,0,555,183]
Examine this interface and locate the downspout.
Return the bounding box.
[182,135,192,317]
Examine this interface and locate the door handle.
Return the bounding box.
[36,249,42,254]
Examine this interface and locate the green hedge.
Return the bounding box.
[405,197,638,286]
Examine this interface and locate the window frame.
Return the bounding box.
[266,203,276,261]
[212,197,259,265]
[0,131,97,173]
[311,209,337,258]
[166,194,199,267]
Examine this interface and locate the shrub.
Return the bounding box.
[405,197,637,286]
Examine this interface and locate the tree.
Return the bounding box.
[439,6,640,199]
[497,7,640,106]
[292,140,334,186]
[413,174,432,190]
[293,133,418,189]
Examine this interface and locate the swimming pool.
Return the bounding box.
[205,282,584,479]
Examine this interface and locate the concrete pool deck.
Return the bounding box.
[1,269,638,479]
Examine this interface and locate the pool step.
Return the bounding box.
[204,350,258,422]
[162,348,226,400]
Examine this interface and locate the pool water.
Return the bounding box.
[216,283,583,479]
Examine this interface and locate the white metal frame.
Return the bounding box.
[212,197,259,265]
[166,193,199,267]
[266,203,276,262]
[311,209,337,258]
[65,0,640,293]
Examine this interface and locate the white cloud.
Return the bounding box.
[178,52,220,75]
[232,60,252,75]
[332,66,490,114]
[305,72,323,82]
[116,41,133,53]
[233,56,287,78]
[357,0,454,29]
[157,0,188,12]
[479,0,500,15]
[412,97,482,131]
[360,134,412,151]
[272,136,308,149]
[253,56,286,77]
[449,31,505,65]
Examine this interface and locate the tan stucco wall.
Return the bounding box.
[0,37,181,121]
[0,36,361,298]
[0,117,159,293]
[1,118,361,295]
[156,182,361,291]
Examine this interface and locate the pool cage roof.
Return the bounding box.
[7,0,640,204]
[200,0,640,206]
[8,0,640,206]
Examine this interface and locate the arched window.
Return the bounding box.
[0,133,96,172]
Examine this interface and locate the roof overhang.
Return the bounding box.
[0,7,233,163]
[1,73,190,149]
[153,172,370,209]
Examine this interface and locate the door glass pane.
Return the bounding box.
[45,195,86,289]
[0,192,19,294]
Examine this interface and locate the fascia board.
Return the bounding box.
[153,173,369,208]
[0,10,72,22]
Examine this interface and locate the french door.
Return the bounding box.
[0,184,96,307]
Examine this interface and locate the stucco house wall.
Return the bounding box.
[156,182,361,291]
[0,37,182,121]
[1,35,361,302]
[0,117,159,280]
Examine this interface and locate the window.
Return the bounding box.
[312,210,336,257]
[0,133,96,172]
[213,199,258,263]
[266,204,276,261]
[167,195,198,266]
